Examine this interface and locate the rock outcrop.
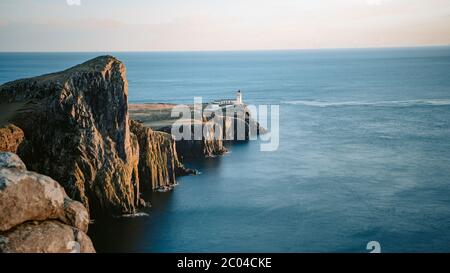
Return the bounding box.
[219,105,268,141]
[0,124,26,154]
[0,152,94,253]
[0,56,140,215]
[0,152,26,170]
[130,120,194,192]
[161,120,228,159]
[158,105,266,160]
[0,55,197,215]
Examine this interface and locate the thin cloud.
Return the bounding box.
[1,0,450,51]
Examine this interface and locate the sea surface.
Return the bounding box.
[1,47,450,252]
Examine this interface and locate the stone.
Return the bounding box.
[0,167,66,232]
[0,220,95,253]
[62,197,90,233]
[0,152,90,233]
[0,152,95,253]
[0,124,25,154]
[0,152,26,171]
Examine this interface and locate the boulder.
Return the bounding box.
[0,220,95,253]
[0,152,89,233]
[0,124,26,154]
[0,152,94,253]
[0,167,67,232]
[62,197,90,234]
[0,152,26,170]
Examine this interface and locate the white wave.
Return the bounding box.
[284,99,450,107]
[119,212,149,218]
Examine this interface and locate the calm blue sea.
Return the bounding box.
[1,47,450,252]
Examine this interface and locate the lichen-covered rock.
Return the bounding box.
[0,124,25,154]
[0,56,139,215]
[130,120,194,191]
[0,220,95,253]
[0,152,95,253]
[0,152,89,233]
[62,197,90,234]
[0,152,26,171]
[0,167,66,232]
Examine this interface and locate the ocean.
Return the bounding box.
[1,47,450,252]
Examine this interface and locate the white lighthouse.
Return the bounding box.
[236,90,243,105]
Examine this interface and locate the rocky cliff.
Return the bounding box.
[157,105,266,160]
[217,107,267,141]
[0,56,173,215]
[130,119,195,192]
[0,55,262,218]
[0,152,95,253]
[160,120,227,160]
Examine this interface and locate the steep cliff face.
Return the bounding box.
[161,120,227,160]
[0,56,139,215]
[0,152,95,253]
[220,105,267,141]
[128,103,266,161]
[130,120,194,192]
[157,106,266,160]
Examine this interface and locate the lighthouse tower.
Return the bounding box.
[236,90,243,105]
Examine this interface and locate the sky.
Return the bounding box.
[0,0,450,51]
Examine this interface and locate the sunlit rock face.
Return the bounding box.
[130,119,195,192]
[0,124,26,154]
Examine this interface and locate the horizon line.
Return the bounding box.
[1,44,450,54]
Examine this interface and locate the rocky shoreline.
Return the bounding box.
[0,55,264,253]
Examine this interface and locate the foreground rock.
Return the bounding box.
[0,152,26,170]
[0,124,26,154]
[0,152,94,253]
[1,220,94,253]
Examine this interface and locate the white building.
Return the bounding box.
[210,90,244,106]
[236,90,243,105]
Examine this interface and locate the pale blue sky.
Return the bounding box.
[1,0,450,51]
